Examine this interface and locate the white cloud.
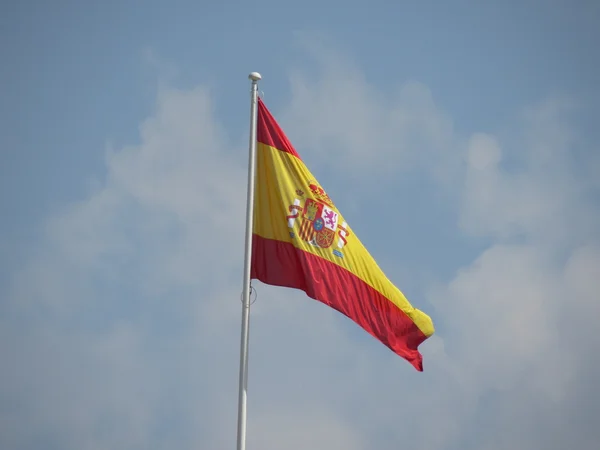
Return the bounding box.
[460,98,598,245]
[466,133,501,170]
[280,41,460,187]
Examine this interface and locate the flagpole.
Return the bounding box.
[236,71,261,450]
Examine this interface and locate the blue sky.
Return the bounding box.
[1,1,599,448]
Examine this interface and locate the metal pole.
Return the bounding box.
[236,71,261,450]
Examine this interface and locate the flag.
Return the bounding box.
[250,98,435,371]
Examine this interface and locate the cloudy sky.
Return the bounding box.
[1,0,599,449]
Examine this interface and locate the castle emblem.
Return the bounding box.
[286,181,350,256]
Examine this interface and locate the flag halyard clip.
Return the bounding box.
[240,284,257,305]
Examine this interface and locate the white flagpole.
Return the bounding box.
[236,71,261,450]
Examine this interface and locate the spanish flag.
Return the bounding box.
[251,99,435,371]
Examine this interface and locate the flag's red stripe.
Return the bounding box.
[251,234,428,371]
[257,99,301,159]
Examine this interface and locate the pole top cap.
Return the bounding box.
[248,72,262,81]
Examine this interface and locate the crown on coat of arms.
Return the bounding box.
[308,182,333,206]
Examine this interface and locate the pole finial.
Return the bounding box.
[248,72,262,81]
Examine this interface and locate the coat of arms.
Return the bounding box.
[286,181,350,257]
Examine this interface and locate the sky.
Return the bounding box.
[1,0,599,448]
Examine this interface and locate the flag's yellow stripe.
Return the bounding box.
[254,142,435,337]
